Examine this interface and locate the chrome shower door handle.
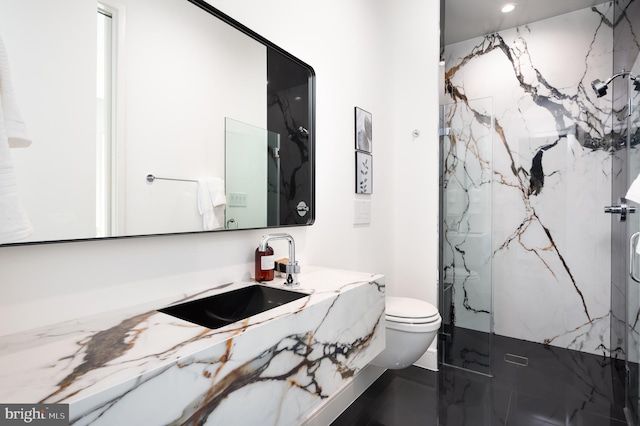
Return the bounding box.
[605,197,636,221]
[630,232,640,283]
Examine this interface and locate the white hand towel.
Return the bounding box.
[197,179,214,230]
[197,178,226,231]
[0,34,32,244]
[0,35,30,148]
[205,177,226,207]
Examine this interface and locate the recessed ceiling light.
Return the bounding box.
[501,3,516,13]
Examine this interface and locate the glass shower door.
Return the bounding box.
[439,97,494,376]
[626,63,640,426]
[609,2,640,423]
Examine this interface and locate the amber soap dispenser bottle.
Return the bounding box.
[255,245,275,281]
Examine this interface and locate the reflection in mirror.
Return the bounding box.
[0,0,314,246]
[225,117,313,230]
[225,118,279,230]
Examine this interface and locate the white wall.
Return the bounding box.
[0,0,97,242]
[0,0,440,339]
[388,0,441,305]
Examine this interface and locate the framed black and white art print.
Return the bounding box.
[355,151,373,194]
[354,107,372,153]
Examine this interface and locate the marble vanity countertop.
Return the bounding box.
[0,266,385,425]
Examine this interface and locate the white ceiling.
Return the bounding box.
[444,0,609,45]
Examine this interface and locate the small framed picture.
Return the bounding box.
[355,107,372,153]
[355,151,373,194]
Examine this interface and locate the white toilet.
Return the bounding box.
[371,297,442,370]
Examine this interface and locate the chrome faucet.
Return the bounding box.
[258,233,300,287]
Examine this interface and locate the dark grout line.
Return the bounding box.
[503,389,514,426]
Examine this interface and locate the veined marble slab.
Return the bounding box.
[0,267,385,425]
[442,3,618,356]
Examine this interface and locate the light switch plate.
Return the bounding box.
[354,200,371,224]
[228,192,247,207]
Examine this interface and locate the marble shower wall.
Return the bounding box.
[443,3,616,356]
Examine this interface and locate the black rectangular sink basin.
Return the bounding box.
[158,285,307,329]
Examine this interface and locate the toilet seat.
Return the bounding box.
[386,297,439,324]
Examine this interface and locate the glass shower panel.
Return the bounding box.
[627,60,640,426]
[439,97,494,376]
[225,118,274,229]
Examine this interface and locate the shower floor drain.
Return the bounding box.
[504,353,528,367]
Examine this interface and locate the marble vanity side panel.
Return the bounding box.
[443,4,615,355]
[69,278,385,426]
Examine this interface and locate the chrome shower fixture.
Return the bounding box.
[591,79,608,97]
[591,70,640,98]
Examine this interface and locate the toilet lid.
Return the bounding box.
[386,297,439,323]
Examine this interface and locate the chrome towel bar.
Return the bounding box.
[146,174,197,183]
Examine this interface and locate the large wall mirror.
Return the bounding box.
[0,0,315,246]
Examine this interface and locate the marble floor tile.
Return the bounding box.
[332,334,627,426]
